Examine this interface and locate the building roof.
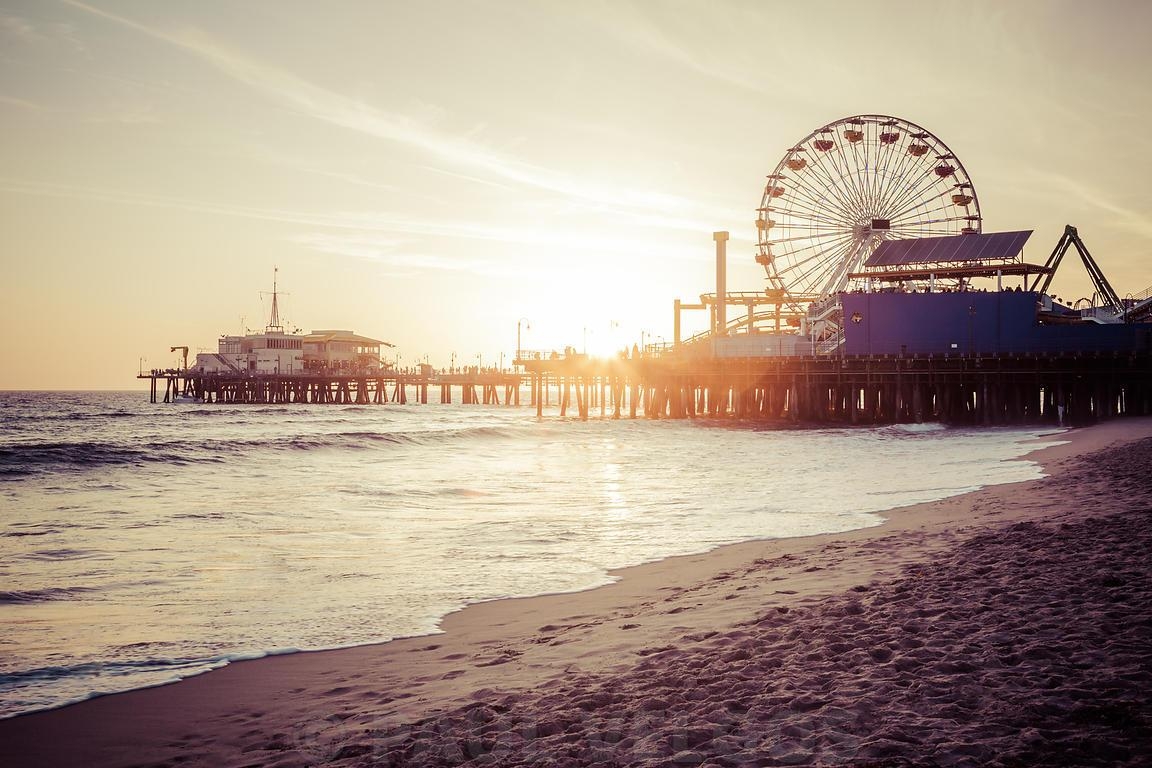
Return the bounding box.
[865,230,1033,268]
[304,330,387,346]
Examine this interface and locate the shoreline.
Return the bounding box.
[0,422,1048,721]
[2,418,1150,766]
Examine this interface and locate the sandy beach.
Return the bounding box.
[3,418,1151,767]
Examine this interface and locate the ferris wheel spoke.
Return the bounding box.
[824,135,866,216]
[887,226,973,241]
[766,166,857,227]
[877,150,946,216]
[772,194,854,230]
[786,170,859,225]
[888,198,962,226]
[888,178,954,215]
[859,123,879,206]
[884,173,954,224]
[809,239,867,295]
[770,233,857,253]
[873,125,927,211]
[890,212,971,230]
[806,140,868,220]
[868,122,905,211]
[789,153,861,223]
[774,232,854,273]
[823,129,864,212]
[857,139,880,213]
[778,197,854,233]
[887,185,970,224]
[887,195,960,230]
[775,235,857,294]
[882,162,948,214]
[778,186,854,227]
[842,129,879,216]
[769,222,860,234]
[893,221,967,232]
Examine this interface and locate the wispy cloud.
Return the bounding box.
[239,145,419,198]
[290,232,506,276]
[419,165,519,194]
[0,93,44,111]
[0,177,347,229]
[1019,168,1152,241]
[0,11,85,51]
[61,0,707,222]
[82,104,160,124]
[0,177,704,268]
[0,14,37,40]
[583,3,766,94]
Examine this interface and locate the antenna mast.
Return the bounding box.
[266,266,284,333]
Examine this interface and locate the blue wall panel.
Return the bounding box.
[840,292,1151,355]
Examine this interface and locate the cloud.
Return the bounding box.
[0,177,348,229]
[0,177,705,270]
[0,14,37,40]
[289,232,506,276]
[0,94,44,111]
[83,105,160,124]
[0,12,85,51]
[61,0,707,221]
[581,2,766,94]
[1019,168,1152,242]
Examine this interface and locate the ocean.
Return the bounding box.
[0,390,1056,719]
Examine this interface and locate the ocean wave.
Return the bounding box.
[0,425,521,476]
[0,410,141,424]
[70,411,140,421]
[181,406,300,417]
[0,655,218,686]
[0,586,97,604]
[0,528,58,537]
[0,442,204,477]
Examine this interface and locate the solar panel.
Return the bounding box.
[865,231,1033,267]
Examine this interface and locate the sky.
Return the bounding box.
[1,0,1150,389]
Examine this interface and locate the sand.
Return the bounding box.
[3,419,1152,767]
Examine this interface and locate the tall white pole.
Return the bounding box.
[714,231,729,336]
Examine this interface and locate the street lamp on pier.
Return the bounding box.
[517,318,530,363]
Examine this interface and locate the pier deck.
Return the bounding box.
[140,346,1152,428]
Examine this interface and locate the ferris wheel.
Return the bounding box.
[756,115,981,300]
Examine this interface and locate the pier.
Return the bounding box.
[141,339,1152,428]
[142,369,525,407]
[518,348,1150,426]
[140,114,1152,430]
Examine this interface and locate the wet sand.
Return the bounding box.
[3,419,1151,767]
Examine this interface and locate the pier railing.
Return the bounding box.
[141,343,1152,428]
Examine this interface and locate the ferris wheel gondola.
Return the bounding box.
[756,115,982,304]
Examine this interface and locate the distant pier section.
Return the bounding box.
[141,141,1152,427]
[140,227,1152,427]
[142,367,525,407]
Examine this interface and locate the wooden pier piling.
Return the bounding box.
[140,346,1152,428]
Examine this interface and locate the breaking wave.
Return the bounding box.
[0,426,519,477]
[0,586,98,604]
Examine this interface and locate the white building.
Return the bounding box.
[193,330,304,374]
[193,329,389,375]
[190,272,391,375]
[302,330,388,373]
